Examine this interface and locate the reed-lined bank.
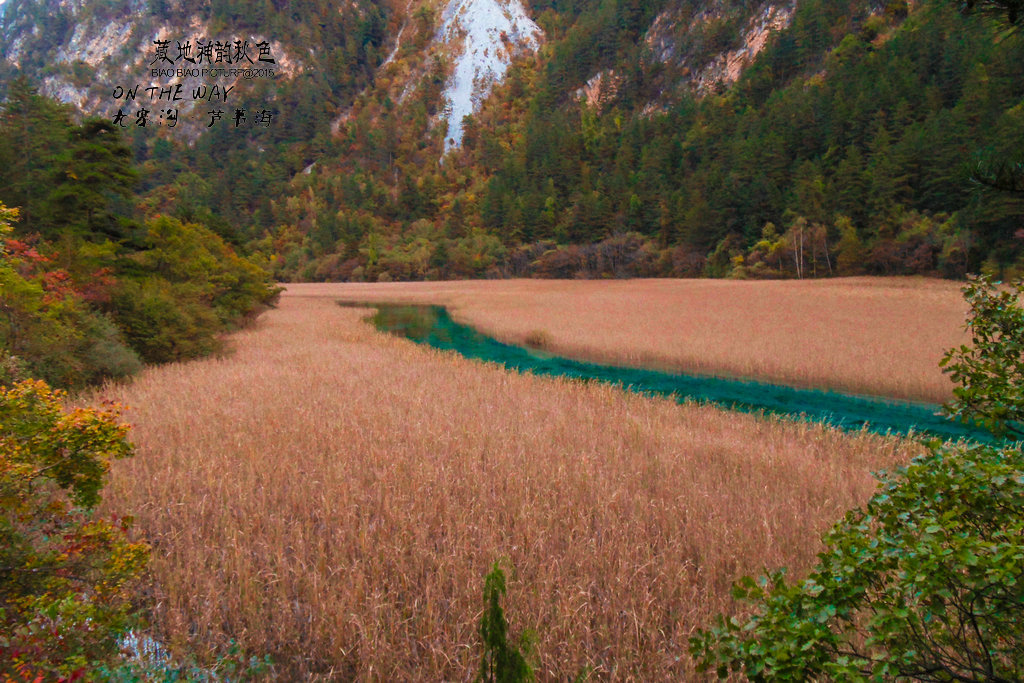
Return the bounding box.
[363,303,989,442]
[95,291,926,679]
[291,277,967,403]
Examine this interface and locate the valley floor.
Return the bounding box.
[293,276,968,402]
[93,281,934,679]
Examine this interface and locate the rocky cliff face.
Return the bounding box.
[667,2,797,95]
[2,0,802,156]
[641,0,798,102]
[434,0,541,151]
[3,0,151,111]
[569,1,801,114]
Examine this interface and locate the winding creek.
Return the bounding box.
[358,302,998,443]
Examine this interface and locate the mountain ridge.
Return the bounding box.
[1,0,1023,283]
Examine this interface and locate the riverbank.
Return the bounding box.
[363,303,990,442]
[287,277,967,403]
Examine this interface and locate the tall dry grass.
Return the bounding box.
[95,292,925,679]
[292,276,968,402]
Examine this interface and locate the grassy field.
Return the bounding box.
[94,289,928,679]
[292,277,969,402]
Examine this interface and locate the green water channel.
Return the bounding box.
[356,302,997,443]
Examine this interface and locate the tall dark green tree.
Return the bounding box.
[0,77,69,233]
[46,119,137,240]
[0,80,136,241]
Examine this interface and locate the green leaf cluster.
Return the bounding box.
[691,441,1024,681]
[941,274,1024,438]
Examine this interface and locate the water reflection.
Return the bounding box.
[369,305,445,342]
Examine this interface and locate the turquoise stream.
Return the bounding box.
[359,303,994,443]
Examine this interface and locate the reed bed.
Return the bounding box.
[95,292,925,679]
[293,276,968,402]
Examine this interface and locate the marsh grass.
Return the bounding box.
[299,277,968,402]
[523,329,552,350]
[95,292,927,679]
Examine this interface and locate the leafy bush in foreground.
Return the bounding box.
[690,441,1024,680]
[0,380,148,679]
[941,274,1024,438]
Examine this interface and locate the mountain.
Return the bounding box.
[2,0,1023,282]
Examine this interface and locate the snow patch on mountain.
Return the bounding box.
[436,0,541,153]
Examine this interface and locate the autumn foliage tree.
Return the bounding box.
[0,379,148,679]
[0,202,141,389]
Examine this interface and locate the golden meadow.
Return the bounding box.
[93,278,966,679]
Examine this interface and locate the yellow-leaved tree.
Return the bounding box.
[0,379,148,679]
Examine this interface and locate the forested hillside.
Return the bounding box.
[2,0,1022,284]
[279,0,1024,281]
[0,79,278,389]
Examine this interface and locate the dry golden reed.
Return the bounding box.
[96,289,929,680]
[298,276,969,402]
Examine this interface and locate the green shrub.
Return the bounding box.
[690,441,1024,680]
[80,312,144,382]
[111,216,279,364]
[692,275,1024,680]
[478,561,535,683]
[112,278,221,364]
[940,274,1024,438]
